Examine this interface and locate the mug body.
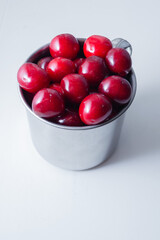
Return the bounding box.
[26,108,125,170]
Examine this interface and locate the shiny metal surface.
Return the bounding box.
[26,109,125,170]
[18,38,137,170]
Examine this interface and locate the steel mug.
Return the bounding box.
[18,38,137,170]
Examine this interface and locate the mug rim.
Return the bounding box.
[18,41,137,131]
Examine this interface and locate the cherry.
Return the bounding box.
[37,57,53,70]
[55,108,83,126]
[50,33,80,60]
[84,35,112,58]
[50,83,65,98]
[79,93,112,125]
[78,56,109,86]
[73,58,85,71]
[61,74,89,104]
[46,57,75,82]
[105,48,132,76]
[32,88,64,118]
[17,63,50,93]
[98,75,132,104]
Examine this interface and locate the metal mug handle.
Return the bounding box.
[112,38,132,56]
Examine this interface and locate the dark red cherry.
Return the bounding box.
[37,57,53,70]
[73,58,85,71]
[32,88,64,118]
[55,108,83,126]
[79,93,112,125]
[46,57,75,82]
[61,74,89,104]
[78,56,109,86]
[50,83,65,98]
[84,35,112,58]
[98,75,132,104]
[50,33,80,60]
[105,48,132,76]
[17,63,50,93]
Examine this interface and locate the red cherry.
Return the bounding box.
[61,74,89,104]
[46,57,75,82]
[105,48,132,76]
[55,108,83,126]
[37,57,53,70]
[73,58,85,71]
[78,56,109,86]
[84,35,112,58]
[50,33,80,60]
[98,75,132,104]
[17,63,50,93]
[32,88,64,118]
[50,83,65,98]
[79,93,112,125]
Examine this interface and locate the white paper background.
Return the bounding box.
[0,0,160,239]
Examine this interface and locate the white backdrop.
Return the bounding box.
[0,0,160,239]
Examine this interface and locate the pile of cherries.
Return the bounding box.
[17,34,132,126]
